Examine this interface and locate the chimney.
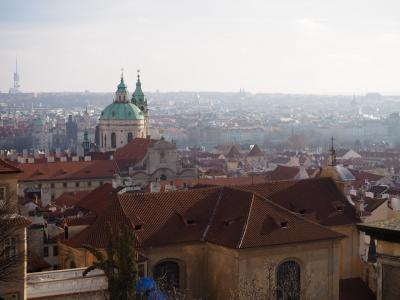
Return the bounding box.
[34,149,39,159]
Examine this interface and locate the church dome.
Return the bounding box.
[100,102,144,120]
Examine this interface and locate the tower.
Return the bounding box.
[131,70,149,137]
[9,57,21,94]
[328,136,337,167]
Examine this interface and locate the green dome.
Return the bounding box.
[100,102,144,120]
[32,118,45,126]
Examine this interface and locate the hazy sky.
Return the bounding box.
[1,0,400,94]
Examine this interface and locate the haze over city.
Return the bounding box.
[3,1,400,300]
[1,0,400,94]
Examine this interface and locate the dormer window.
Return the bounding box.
[280,221,288,228]
[134,224,142,230]
[299,209,306,215]
[186,219,196,226]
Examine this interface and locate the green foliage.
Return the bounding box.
[83,223,138,300]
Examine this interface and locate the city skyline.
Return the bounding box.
[1,0,400,94]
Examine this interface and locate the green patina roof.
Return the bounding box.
[100,102,144,120]
[32,118,45,126]
[131,74,147,108]
[117,76,127,92]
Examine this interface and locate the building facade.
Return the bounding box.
[98,72,149,152]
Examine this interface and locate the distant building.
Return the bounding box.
[65,114,78,151]
[98,71,149,152]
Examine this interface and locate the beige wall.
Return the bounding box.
[235,240,341,300]
[207,243,239,300]
[60,239,342,300]
[365,203,389,223]
[331,224,363,279]
[145,243,207,298]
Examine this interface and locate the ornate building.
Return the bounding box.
[98,71,149,152]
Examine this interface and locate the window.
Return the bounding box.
[51,194,55,202]
[75,182,80,188]
[88,181,92,187]
[50,183,55,188]
[160,174,167,181]
[63,182,67,188]
[53,245,58,256]
[43,246,49,257]
[99,180,104,185]
[128,132,133,143]
[111,132,116,148]
[4,237,17,259]
[276,260,301,300]
[38,184,42,189]
[153,261,180,288]
[0,187,6,201]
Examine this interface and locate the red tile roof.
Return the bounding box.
[247,144,263,157]
[350,170,384,189]
[18,160,116,182]
[241,178,360,226]
[76,183,114,216]
[54,191,90,208]
[264,165,300,181]
[114,138,155,171]
[0,159,22,174]
[225,146,242,159]
[64,182,345,250]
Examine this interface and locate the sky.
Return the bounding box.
[1,0,400,94]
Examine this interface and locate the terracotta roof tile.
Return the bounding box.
[240,178,360,226]
[264,165,300,181]
[247,144,263,157]
[225,146,242,159]
[65,183,345,250]
[54,191,90,207]
[18,160,116,181]
[0,159,22,174]
[76,183,114,216]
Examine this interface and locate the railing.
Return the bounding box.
[27,267,107,299]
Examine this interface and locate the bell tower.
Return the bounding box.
[132,70,149,137]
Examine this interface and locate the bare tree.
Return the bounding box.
[0,198,27,283]
[230,261,311,300]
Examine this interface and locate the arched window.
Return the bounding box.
[104,135,107,147]
[128,132,133,143]
[69,261,76,269]
[153,261,179,288]
[276,260,301,300]
[111,132,116,148]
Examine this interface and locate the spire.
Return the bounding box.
[132,69,146,107]
[115,69,128,102]
[328,136,337,166]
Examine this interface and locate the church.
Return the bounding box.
[98,71,149,152]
